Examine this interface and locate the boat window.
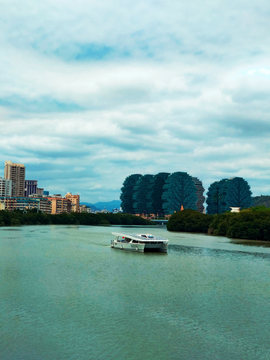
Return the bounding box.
[141,235,147,238]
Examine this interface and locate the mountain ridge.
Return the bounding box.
[80,200,121,211]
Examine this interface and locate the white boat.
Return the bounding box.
[111,232,169,253]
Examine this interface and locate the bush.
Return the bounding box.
[99,219,110,225]
[167,210,213,233]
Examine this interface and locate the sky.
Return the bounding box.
[1,0,270,203]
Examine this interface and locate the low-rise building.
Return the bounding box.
[65,193,80,212]
[0,200,5,210]
[0,196,52,213]
[29,195,52,213]
[36,188,44,196]
[47,196,72,214]
[0,196,39,211]
[79,205,87,213]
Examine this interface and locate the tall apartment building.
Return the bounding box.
[4,161,25,197]
[65,192,80,212]
[0,177,12,196]
[25,180,37,197]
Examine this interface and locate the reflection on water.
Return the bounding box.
[170,243,270,260]
[230,238,270,248]
[0,225,270,360]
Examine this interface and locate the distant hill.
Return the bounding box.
[252,196,270,208]
[80,200,121,212]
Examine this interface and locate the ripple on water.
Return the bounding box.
[0,225,270,359]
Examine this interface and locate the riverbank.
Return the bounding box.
[0,210,153,227]
[167,208,270,241]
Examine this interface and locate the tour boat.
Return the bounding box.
[111,232,169,253]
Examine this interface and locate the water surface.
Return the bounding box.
[1,225,270,359]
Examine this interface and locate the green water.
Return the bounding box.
[1,225,270,359]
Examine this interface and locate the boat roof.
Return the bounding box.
[112,232,169,241]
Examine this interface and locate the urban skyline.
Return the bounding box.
[0,160,83,214]
[0,159,264,213]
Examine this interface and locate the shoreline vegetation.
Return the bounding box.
[2,207,270,242]
[167,207,270,241]
[0,210,152,227]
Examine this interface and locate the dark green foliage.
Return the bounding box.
[133,174,154,214]
[0,210,153,227]
[120,174,141,214]
[192,177,205,213]
[206,179,227,214]
[249,205,270,212]
[167,209,213,233]
[147,172,170,215]
[99,219,110,225]
[208,209,270,240]
[162,172,198,214]
[206,177,252,214]
[225,177,252,209]
[167,207,270,241]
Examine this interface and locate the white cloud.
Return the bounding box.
[0,0,270,202]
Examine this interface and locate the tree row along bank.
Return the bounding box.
[0,211,152,227]
[167,207,270,241]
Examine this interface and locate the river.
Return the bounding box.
[1,225,270,359]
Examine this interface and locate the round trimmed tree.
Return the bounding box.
[162,172,197,214]
[120,174,141,214]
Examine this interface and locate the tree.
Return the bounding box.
[133,174,154,214]
[162,172,198,214]
[206,177,252,214]
[225,177,252,210]
[206,179,227,214]
[192,177,205,213]
[147,172,170,215]
[120,174,141,214]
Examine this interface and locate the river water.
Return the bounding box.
[1,225,270,360]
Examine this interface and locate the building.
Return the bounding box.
[4,161,25,197]
[0,196,51,213]
[47,196,72,214]
[36,188,44,196]
[65,192,80,212]
[25,180,45,197]
[28,195,52,213]
[79,205,87,213]
[0,196,39,211]
[25,180,37,197]
[0,177,12,196]
[0,200,5,210]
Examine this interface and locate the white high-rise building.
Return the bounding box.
[0,177,12,196]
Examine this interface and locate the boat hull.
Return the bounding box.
[144,243,168,253]
[111,240,145,252]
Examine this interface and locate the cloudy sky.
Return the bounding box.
[1,0,270,202]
